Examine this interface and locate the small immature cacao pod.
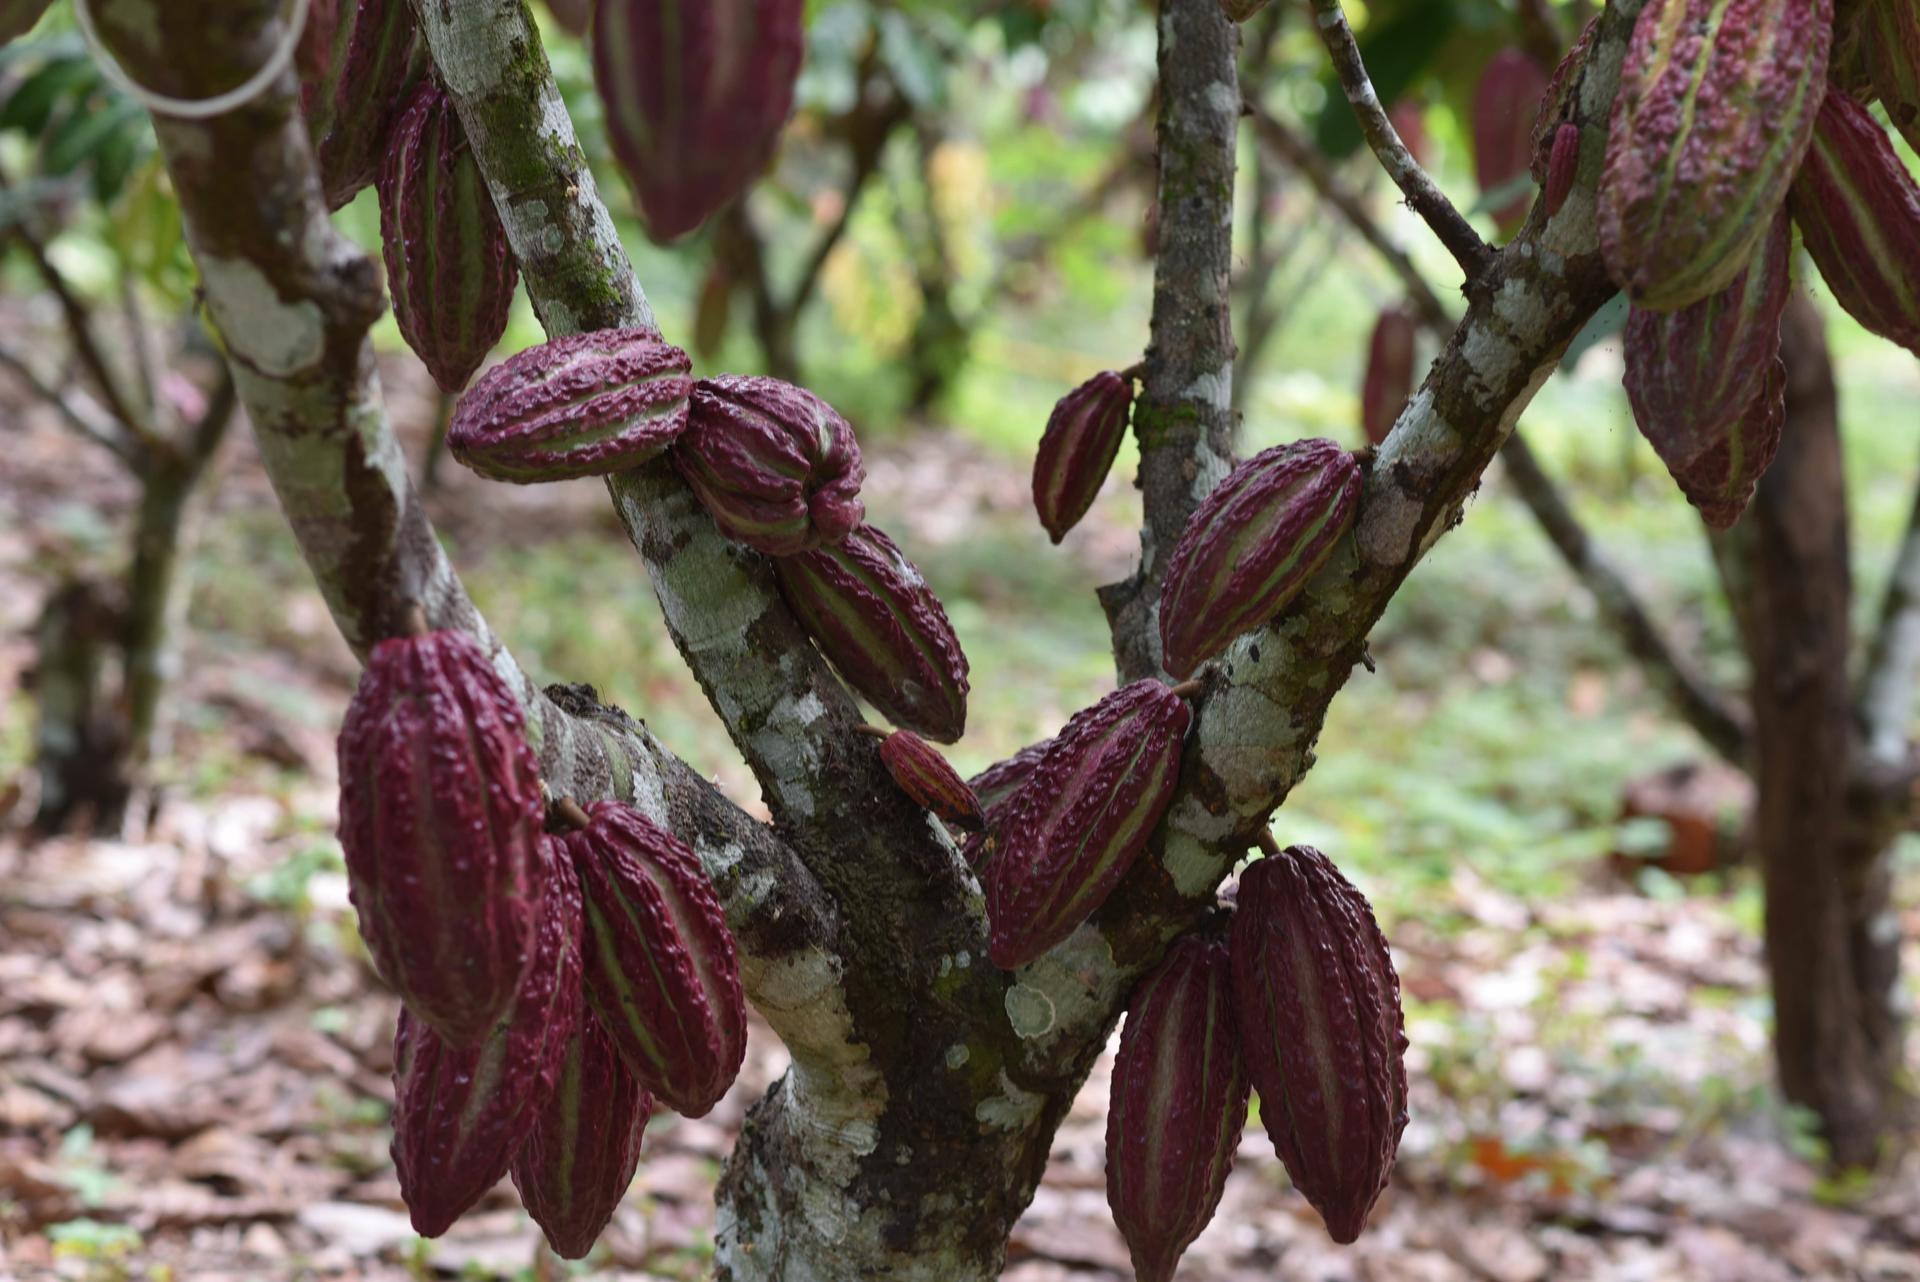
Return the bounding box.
[985,681,1192,969]
[673,375,866,556]
[776,524,971,743]
[1791,88,1920,357]
[301,0,427,211]
[1542,123,1582,217]
[1625,208,1791,492]
[1856,0,1920,150]
[1159,439,1363,681]
[1472,49,1552,234]
[448,328,693,483]
[0,0,52,45]
[1231,846,1408,1245]
[379,79,520,394]
[1529,17,1600,182]
[510,1009,652,1260]
[1359,310,1416,447]
[593,0,806,243]
[879,730,985,831]
[337,628,543,1048]
[1032,370,1134,543]
[1670,357,1787,529]
[568,802,747,1118]
[392,847,583,1237]
[1598,0,1833,311]
[1107,931,1250,1282]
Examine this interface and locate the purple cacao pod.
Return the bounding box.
[1529,17,1601,181]
[969,740,1052,816]
[510,1009,652,1259]
[1032,370,1134,543]
[301,0,428,211]
[593,0,805,243]
[673,375,866,555]
[378,79,520,394]
[1359,310,1416,447]
[0,0,52,45]
[879,730,985,831]
[1542,122,1581,217]
[1857,0,1920,149]
[448,328,693,483]
[1625,207,1791,495]
[337,629,544,1047]
[775,524,971,743]
[1791,88,1920,358]
[1230,846,1408,1245]
[392,846,583,1238]
[1599,0,1833,311]
[568,801,746,1118]
[1670,356,1787,529]
[1107,931,1250,1282]
[1472,49,1551,234]
[985,681,1192,969]
[1159,439,1363,680]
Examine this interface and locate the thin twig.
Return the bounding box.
[118,271,160,421]
[0,346,137,464]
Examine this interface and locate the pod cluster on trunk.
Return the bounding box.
[300,0,428,211]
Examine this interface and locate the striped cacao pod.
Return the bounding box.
[1669,356,1787,529]
[0,0,51,45]
[1472,49,1551,234]
[1625,207,1791,500]
[448,328,693,483]
[301,0,427,211]
[392,846,583,1237]
[1230,846,1408,1245]
[1791,88,1920,357]
[593,0,806,243]
[775,524,971,743]
[985,681,1192,969]
[879,730,985,831]
[673,375,866,556]
[1107,930,1250,1282]
[1856,0,1920,149]
[568,801,747,1118]
[1033,370,1134,543]
[969,740,1052,816]
[1598,0,1832,311]
[379,79,520,393]
[337,628,544,1047]
[510,1009,652,1259]
[1359,309,1416,447]
[1159,439,1362,681]
[1542,122,1582,217]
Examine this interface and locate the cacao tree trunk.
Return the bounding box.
[31,577,129,833]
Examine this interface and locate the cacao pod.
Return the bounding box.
[1624,207,1791,491]
[1359,310,1416,447]
[1107,931,1250,1282]
[1529,17,1600,181]
[1159,439,1363,681]
[1791,88,1920,357]
[379,78,520,394]
[337,628,544,1047]
[301,0,427,211]
[775,524,971,743]
[543,0,596,36]
[985,681,1192,969]
[1598,0,1832,311]
[673,375,866,556]
[448,328,693,483]
[1230,846,1408,1245]
[1542,122,1582,217]
[0,0,52,46]
[1857,0,1920,149]
[879,730,985,831]
[969,740,1053,816]
[1032,370,1134,544]
[510,1009,652,1259]
[1472,49,1551,234]
[1670,356,1787,529]
[593,0,806,243]
[568,801,747,1118]
[392,844,583,1237]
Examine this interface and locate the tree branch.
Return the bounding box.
[787,72,911,321]
[0,346,136,464]
[1857,458,1920,770]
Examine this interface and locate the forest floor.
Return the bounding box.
[6,350,1920,1282]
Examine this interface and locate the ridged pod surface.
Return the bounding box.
[379,79,520,393]
[1106,931,1250,1282]
[337,629,543,1047]
[1671,357,1786,529]
[969,740,1052,816]
[1033,370,1134,543]
[1360,310,1416,447]
[673,375,866,555]
[1599,0,1831,311]
[0,0,52,45]
[568,802,746,1118]
[1857,0,1920,149]
[879,731,985,831]
[1473,49,1552,233]
[775,524,971,743]
[593,0,806,243]
[1159,439,1362,680]
[985,682,1192,969]
[1625,207,1791,493]
[392,847,583,1237]
[1230,846,1408,1245]
[448,328,692,483]
[301,0,427,211]
[1791,88,1920,357]
[510,1010,652,1259]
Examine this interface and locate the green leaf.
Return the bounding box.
[0,51,94,136]
[42,93,142,178]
